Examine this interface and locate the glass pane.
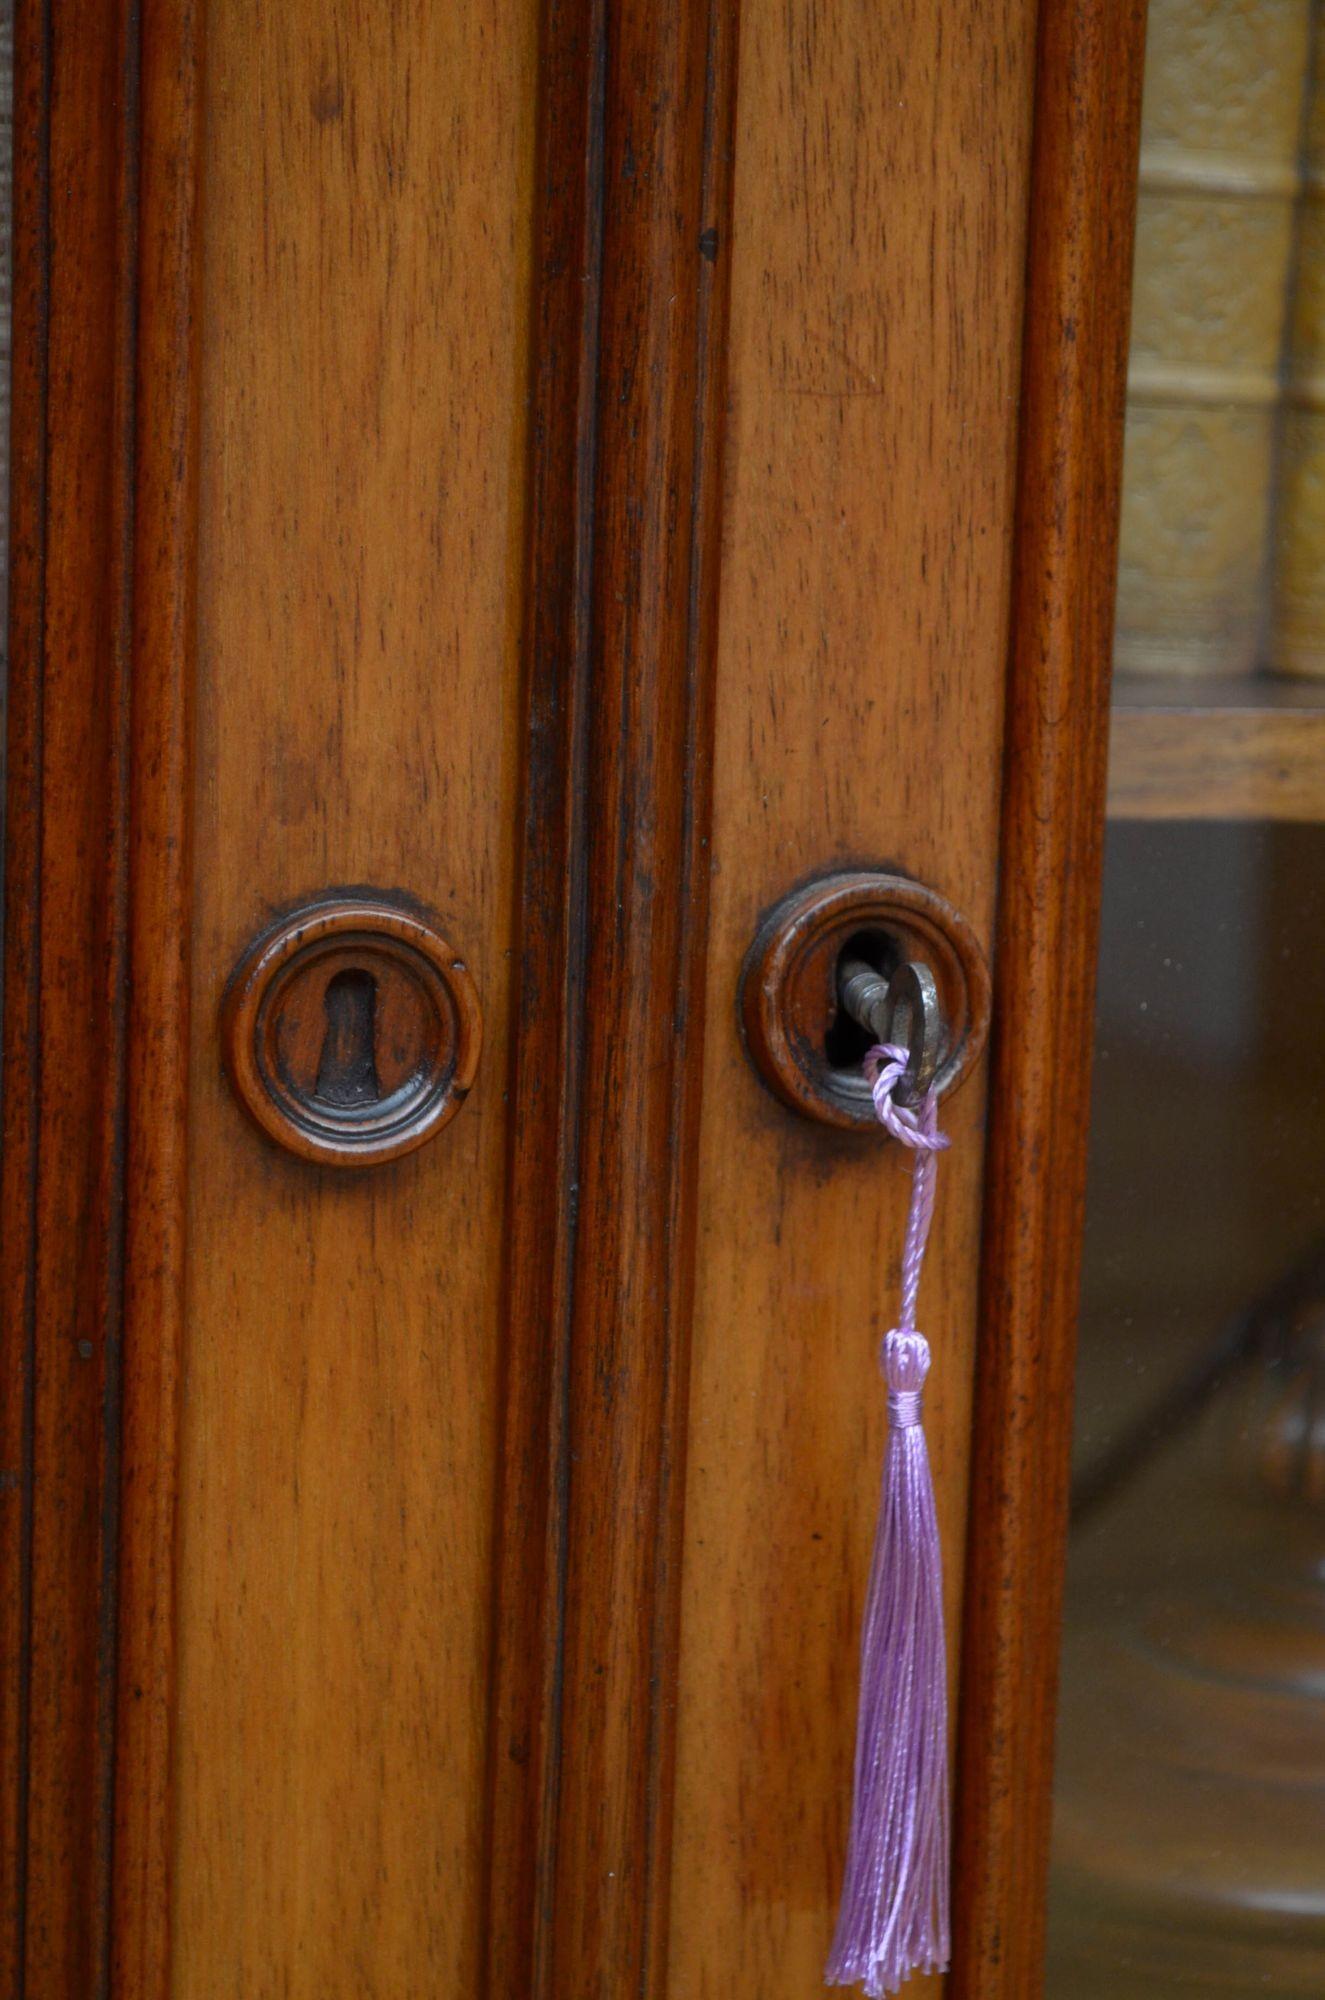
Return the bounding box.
[1047,3,1325,1994]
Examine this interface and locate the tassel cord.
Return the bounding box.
[826,1043,952,1998]
[868,1049,946,1338]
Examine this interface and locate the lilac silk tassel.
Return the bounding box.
[826,1043,951,1998]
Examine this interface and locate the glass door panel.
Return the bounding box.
[1047,3,1325,1994]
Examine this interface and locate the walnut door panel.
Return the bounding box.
[668,3,1038,1991]
[173,4,535,1992]
[2,0,538,1992]
[0,1,1144,1995]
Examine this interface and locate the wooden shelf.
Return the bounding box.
[1108,672,1325,822]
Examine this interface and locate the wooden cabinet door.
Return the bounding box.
[0,1,1146,1996]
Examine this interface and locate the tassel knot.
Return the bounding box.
[826,1046,951,1998]
[882,1331,929,1427]
[881,1328,930,1390]
[885,1386,924,1431]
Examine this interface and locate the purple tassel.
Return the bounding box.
[826,1046,951,1997]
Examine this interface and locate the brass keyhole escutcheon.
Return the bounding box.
[222,895,482,1166]
[739,870,991,1132]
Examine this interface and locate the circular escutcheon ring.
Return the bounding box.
[740,869,991,1132]
[221,895,482,1167]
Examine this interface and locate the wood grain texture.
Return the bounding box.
[1108,674,1325,821]
[949,3,1148,1994]
[110,2,203,1988]
[551,0,736,1982]
[0,6,44,1970]
[668,1,1038,1991]
[170,3,535,1992]
[480,0,602,1984]
[0,4,50,1981]
[0,1,139,1991]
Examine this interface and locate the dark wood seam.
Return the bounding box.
[638,2,738,1991]
[543,0,737,1986]
[94,1,143,1990]
[109,0,203,1983]
[540,0,608,1980]
[7,2,53,1988]
[481,0,608,1988]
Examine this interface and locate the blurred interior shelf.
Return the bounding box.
[1108,672,1325,822]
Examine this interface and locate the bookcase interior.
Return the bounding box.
[1108,673,1325,822]
[1104,0,1325,831]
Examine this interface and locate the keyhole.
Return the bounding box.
[824,928,898,1072]
[314,968,381,1107]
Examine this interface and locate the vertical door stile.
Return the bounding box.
[0,0,188,1991]
[112,0,203,1990]
[951,2,1148,1994]
[482,0,604,1985]
[487,0,740,1992]
[1,6,54,1984]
